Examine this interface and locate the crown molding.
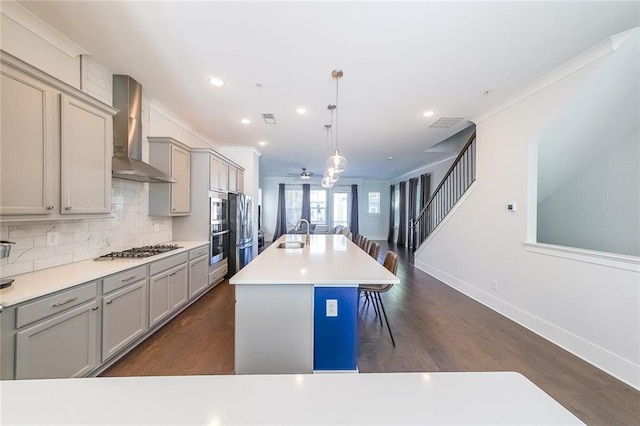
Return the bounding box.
[1,1,88,58]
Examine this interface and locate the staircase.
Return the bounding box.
[410,132,476,256]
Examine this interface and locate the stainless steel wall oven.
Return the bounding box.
[210,192,229,266]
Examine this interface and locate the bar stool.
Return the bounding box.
[358,251,398,346]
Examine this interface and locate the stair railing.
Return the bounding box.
[410,132,476,255]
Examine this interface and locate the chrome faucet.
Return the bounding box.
[294,219,311,244]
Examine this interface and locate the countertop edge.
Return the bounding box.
[0,241,208,308]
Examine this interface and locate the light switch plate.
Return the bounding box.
[326,299,338,317]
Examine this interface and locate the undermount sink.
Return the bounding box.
[277,241,305,249]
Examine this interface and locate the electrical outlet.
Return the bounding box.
[326,299,338,317]
[46,232,59,247]
[491,280,498,291]
[153,223,160,232]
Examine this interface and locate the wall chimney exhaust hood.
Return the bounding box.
[112,75,175,183]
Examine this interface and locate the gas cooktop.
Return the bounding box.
[95,244,181,260]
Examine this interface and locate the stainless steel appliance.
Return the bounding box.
[95,244,181,260]
[210,192,230,267]
[0,240,16,288]
[228,193,254,276]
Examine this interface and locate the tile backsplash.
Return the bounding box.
[0,180,172,277]
[0,56,172,278]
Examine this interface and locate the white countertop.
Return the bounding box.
[230,234,400,286]
[0,241,208,307]
[0,372,584,425]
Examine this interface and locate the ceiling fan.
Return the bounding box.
[287,167,314,180]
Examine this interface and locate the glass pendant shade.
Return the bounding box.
[321,175,334,188]
[325,149,347,173]
[324,167,339,183]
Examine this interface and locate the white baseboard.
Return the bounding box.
[414,259,640,391]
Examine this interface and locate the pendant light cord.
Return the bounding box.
[335,77,339,152]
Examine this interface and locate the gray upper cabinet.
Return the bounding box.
[0,65,55,216]
[60,94,112,215]
[0,52,117,220]
[148,137,191,216]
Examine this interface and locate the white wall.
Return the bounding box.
[359,181,390,240]
[536,30,640,256]
[415,30,640,389]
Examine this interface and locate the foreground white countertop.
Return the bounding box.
[0,241,208,307]
[0,372,583,425]
[230,234,399,285]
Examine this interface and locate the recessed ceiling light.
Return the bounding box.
[258,141,267,146]
[422,110,435,117]
[208,77,224,87]
[240,118,251,125]
[296,107,307,115]
[388,156,394,160]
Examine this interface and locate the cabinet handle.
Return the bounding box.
[170,271,177,276]
[92,306,99,311]
[106,300,113,305]
[52,297,78,307]
[121,275,137,282]
[65,206,72,210]
[47,206,54,210]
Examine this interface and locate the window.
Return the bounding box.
[285,188,327,227]
[310,190,327,225]
[285,189,303,228]
[332,192,349,227]
[368,192,381,214]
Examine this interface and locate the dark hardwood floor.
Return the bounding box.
[102,241,640,425]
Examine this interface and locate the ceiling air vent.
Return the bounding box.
[261,113,277,125]
[429,117,464,128]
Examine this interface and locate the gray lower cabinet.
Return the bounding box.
[189,255,208,299]
[149,263,188,327]
[15,300,99,379]
[101,279,148,362]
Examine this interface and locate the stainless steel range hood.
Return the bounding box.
[112,75,175,183]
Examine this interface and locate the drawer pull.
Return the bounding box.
[170,271,178,276]
[92,306,99,311]
[52,297,78,307]
[65,206,72,210]
[121,275,137,282]
[47,206,54,210]
[106,300,113,305]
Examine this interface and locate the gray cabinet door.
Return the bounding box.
[189,256,208,299]
[149,272,171,327]
[102,280,148,362]
[15,301,99,379]
[60,94,112,215]
[170,144,190,214]
[0,66,56,216]
[149,264,188,327]
[170,264,188,310]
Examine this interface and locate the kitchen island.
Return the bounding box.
[0,372,584,425]
[229,234,399,374]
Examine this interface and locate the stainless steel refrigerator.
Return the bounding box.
[228,192,254,277]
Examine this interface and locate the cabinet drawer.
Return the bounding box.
[209,262,228,285]
[190,246,208,259]
[150,252,189,276]
[16,282,97,329]
[103,266,147,294]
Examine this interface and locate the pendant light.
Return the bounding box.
[325,69,347,174]
[321,124,335,188]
